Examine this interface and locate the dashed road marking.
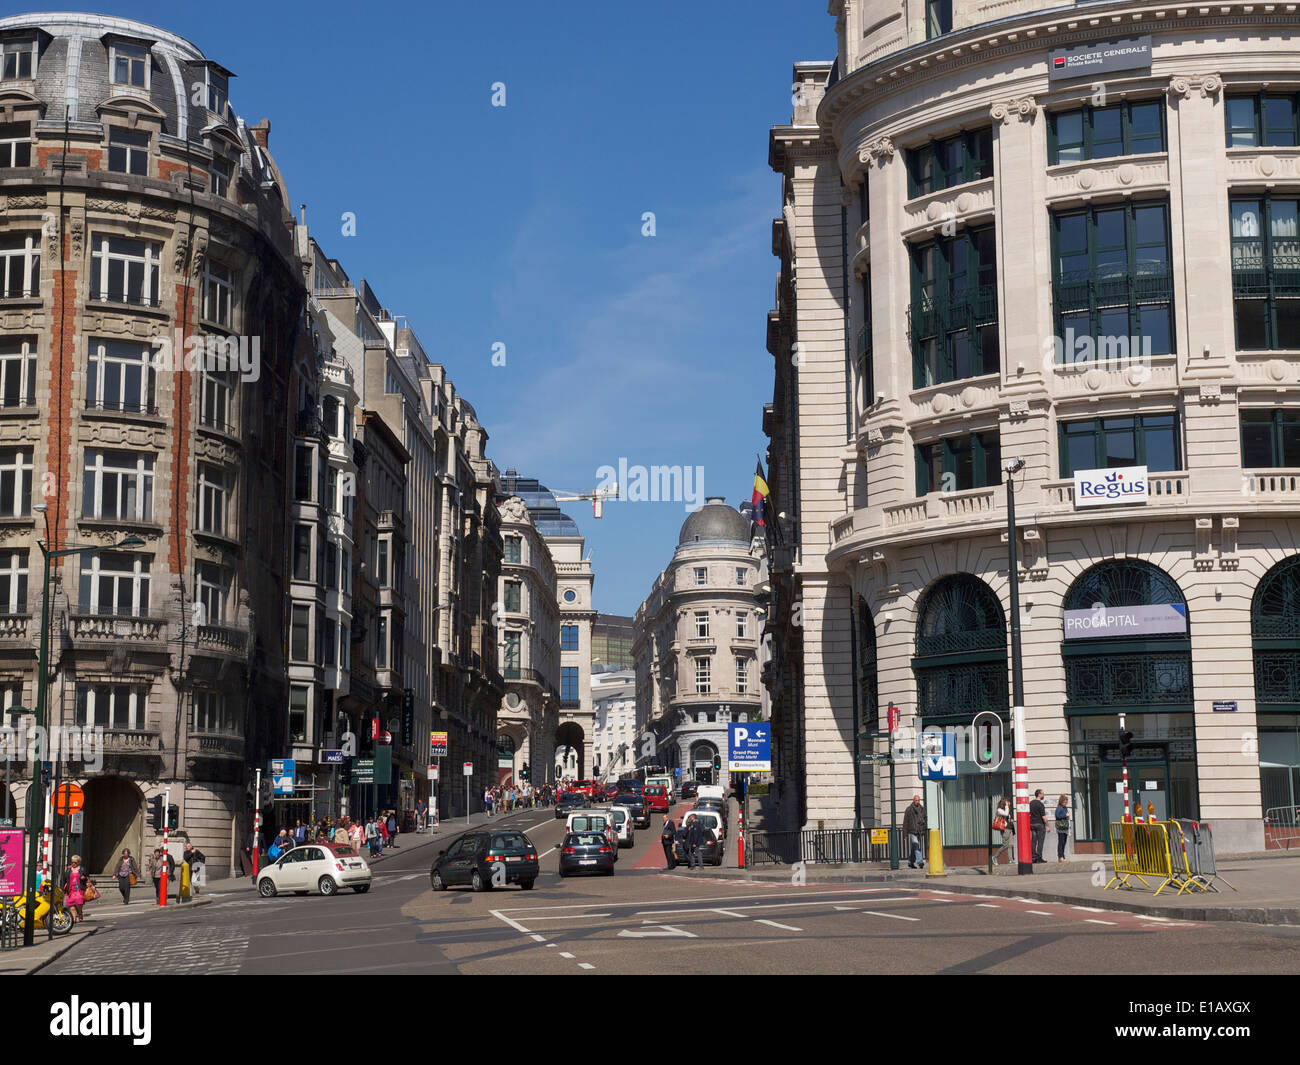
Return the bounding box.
[862,911,920,922]
[755,919,802,931]
[1085,918,1117,925]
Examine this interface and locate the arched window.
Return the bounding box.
[1253,555,1300,707]
[913,575,1007,722]
[1062,560,1191,710]
[1252,556,1300,817]
[1061,559,1197,841]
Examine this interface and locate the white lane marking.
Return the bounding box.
[525,913,613,922]
[559,952,575,959]
[489,909,532,934]
[1072,906,1106,913]
[927,889,953,894]
[755,919,802,931]
[862,911,920,922]
[578,962,595,970]
[538,847,557,860]
[1085,918,1117,925]
[546,942,557,947]
[529,934,547,942]
[1026,910,1054,916]
[834,906,857,911]
[713,909,748,918]
[495,887,881,916]
[976,903,1001,908]
[633,895,917,918]
[617,924,697,938]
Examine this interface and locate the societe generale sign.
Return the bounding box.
[1074,466,1148,508]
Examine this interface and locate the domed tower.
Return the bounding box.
[0,13,305,874]
[634,499,765,785]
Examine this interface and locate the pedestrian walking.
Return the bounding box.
[349,819,363,855]
[484,786,494,816]
[661,815,678,870]
[115,849,139,904]
[60,855,91,923]
[991,796,1015,866]
[365,816,380,858]
[902,794,927,869]
[1055,795,1071,862]
[387,811,399,848]
[685,815,704,870]
[1029,789,1048,863]
[181,843,206,901]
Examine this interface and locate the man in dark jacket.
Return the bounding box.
[902,794,927,869]
[685,816,705,870]
[661,815,678,870]
[1029,789,1048,864]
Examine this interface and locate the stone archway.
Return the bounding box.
[555,720,586,779]
[82,777,144,876]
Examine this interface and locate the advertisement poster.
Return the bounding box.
[0,828,24,895]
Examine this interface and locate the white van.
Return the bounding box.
[567,810,618,857]
[696,783,726,803]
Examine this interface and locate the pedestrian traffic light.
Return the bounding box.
[1119,729,1135,759]
[167,804,179,831]
[148,794,165,831]
[972,711,1003,771]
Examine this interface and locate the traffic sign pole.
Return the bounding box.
[1006,462,1033,876]
[252,768,261,879]
[159,786,170,907]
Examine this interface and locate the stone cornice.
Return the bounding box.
[821,2,1300,140]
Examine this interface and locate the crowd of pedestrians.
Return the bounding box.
[484,782,552,814]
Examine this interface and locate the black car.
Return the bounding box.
[555,792,589,818]
[614,792,651,829]
[680,781,698,799]
[431,830,539,891]
[672,823,723,866]
[558,831,615,877]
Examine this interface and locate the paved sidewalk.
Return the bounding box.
[692,850,1300,925]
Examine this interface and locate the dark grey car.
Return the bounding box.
[558,831,615,877]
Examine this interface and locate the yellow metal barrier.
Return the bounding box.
[1105,820,1208,895]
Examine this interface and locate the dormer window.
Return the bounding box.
[209,156,232,197]
[200,68,228,117]
[110,42,149,89]
[1,38,37,80]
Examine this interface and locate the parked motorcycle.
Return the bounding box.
[2,883,74,935]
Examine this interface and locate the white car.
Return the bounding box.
[567,810,618,858]
[257,844,372,897]
[680,809,725,841]
[608,805,635,847]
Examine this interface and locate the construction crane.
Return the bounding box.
[553,481,619,519]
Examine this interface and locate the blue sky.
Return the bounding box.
[86,0,831,614]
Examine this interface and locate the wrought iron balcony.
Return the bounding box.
[1052,264,1173,316]
[1064,651,1192,710]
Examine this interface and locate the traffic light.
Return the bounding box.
[712,755,721,772]
[167,804,179,831]
[520,763,530,782]
[340,759,353,787]
[972,711,1004,771]
[148,794,165,831]
[1119,729,1135,760]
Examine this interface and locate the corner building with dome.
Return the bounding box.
[634,499,767,784]
[762,0,1300,858]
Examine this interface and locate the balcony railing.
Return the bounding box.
[0,614,31,639]
[188,732,244,759]
[88,292,163,309]
[100,727,162,755]
[1231,262,1300,299]
[195,623,247,656]
[70,615,165,642]
[1052,265,1172,322]
[908,283,998,342]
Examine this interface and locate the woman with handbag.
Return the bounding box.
[60,855,92,922]
[991,796,1015,866]
[1055,795,1071,862]
[115,849,139,904]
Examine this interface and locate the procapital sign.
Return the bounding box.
[1063,603,1188,639]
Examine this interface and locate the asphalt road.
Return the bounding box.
[39,804,1300,975]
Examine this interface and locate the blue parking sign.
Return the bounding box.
[271,758,296,795]
[728,723,771,772]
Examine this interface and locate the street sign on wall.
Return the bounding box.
[354,758,374,784]
[919,731,957,780]
[321,750,344,765]
[270,759,296,796]
[727,723,771,772]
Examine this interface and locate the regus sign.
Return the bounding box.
[1074,466,1148,508]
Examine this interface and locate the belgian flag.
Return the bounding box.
[751,461,770,527]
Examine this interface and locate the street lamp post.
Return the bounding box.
[22,525,144,946]
[1002,459,1033,876]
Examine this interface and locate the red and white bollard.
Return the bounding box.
[159,786,170,906]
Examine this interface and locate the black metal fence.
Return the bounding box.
[745,828,903,867]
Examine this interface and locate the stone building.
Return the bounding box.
[0,12,304,874]
[764,0,1300,857]
[634,499,766,784]
[495,494,560,786]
